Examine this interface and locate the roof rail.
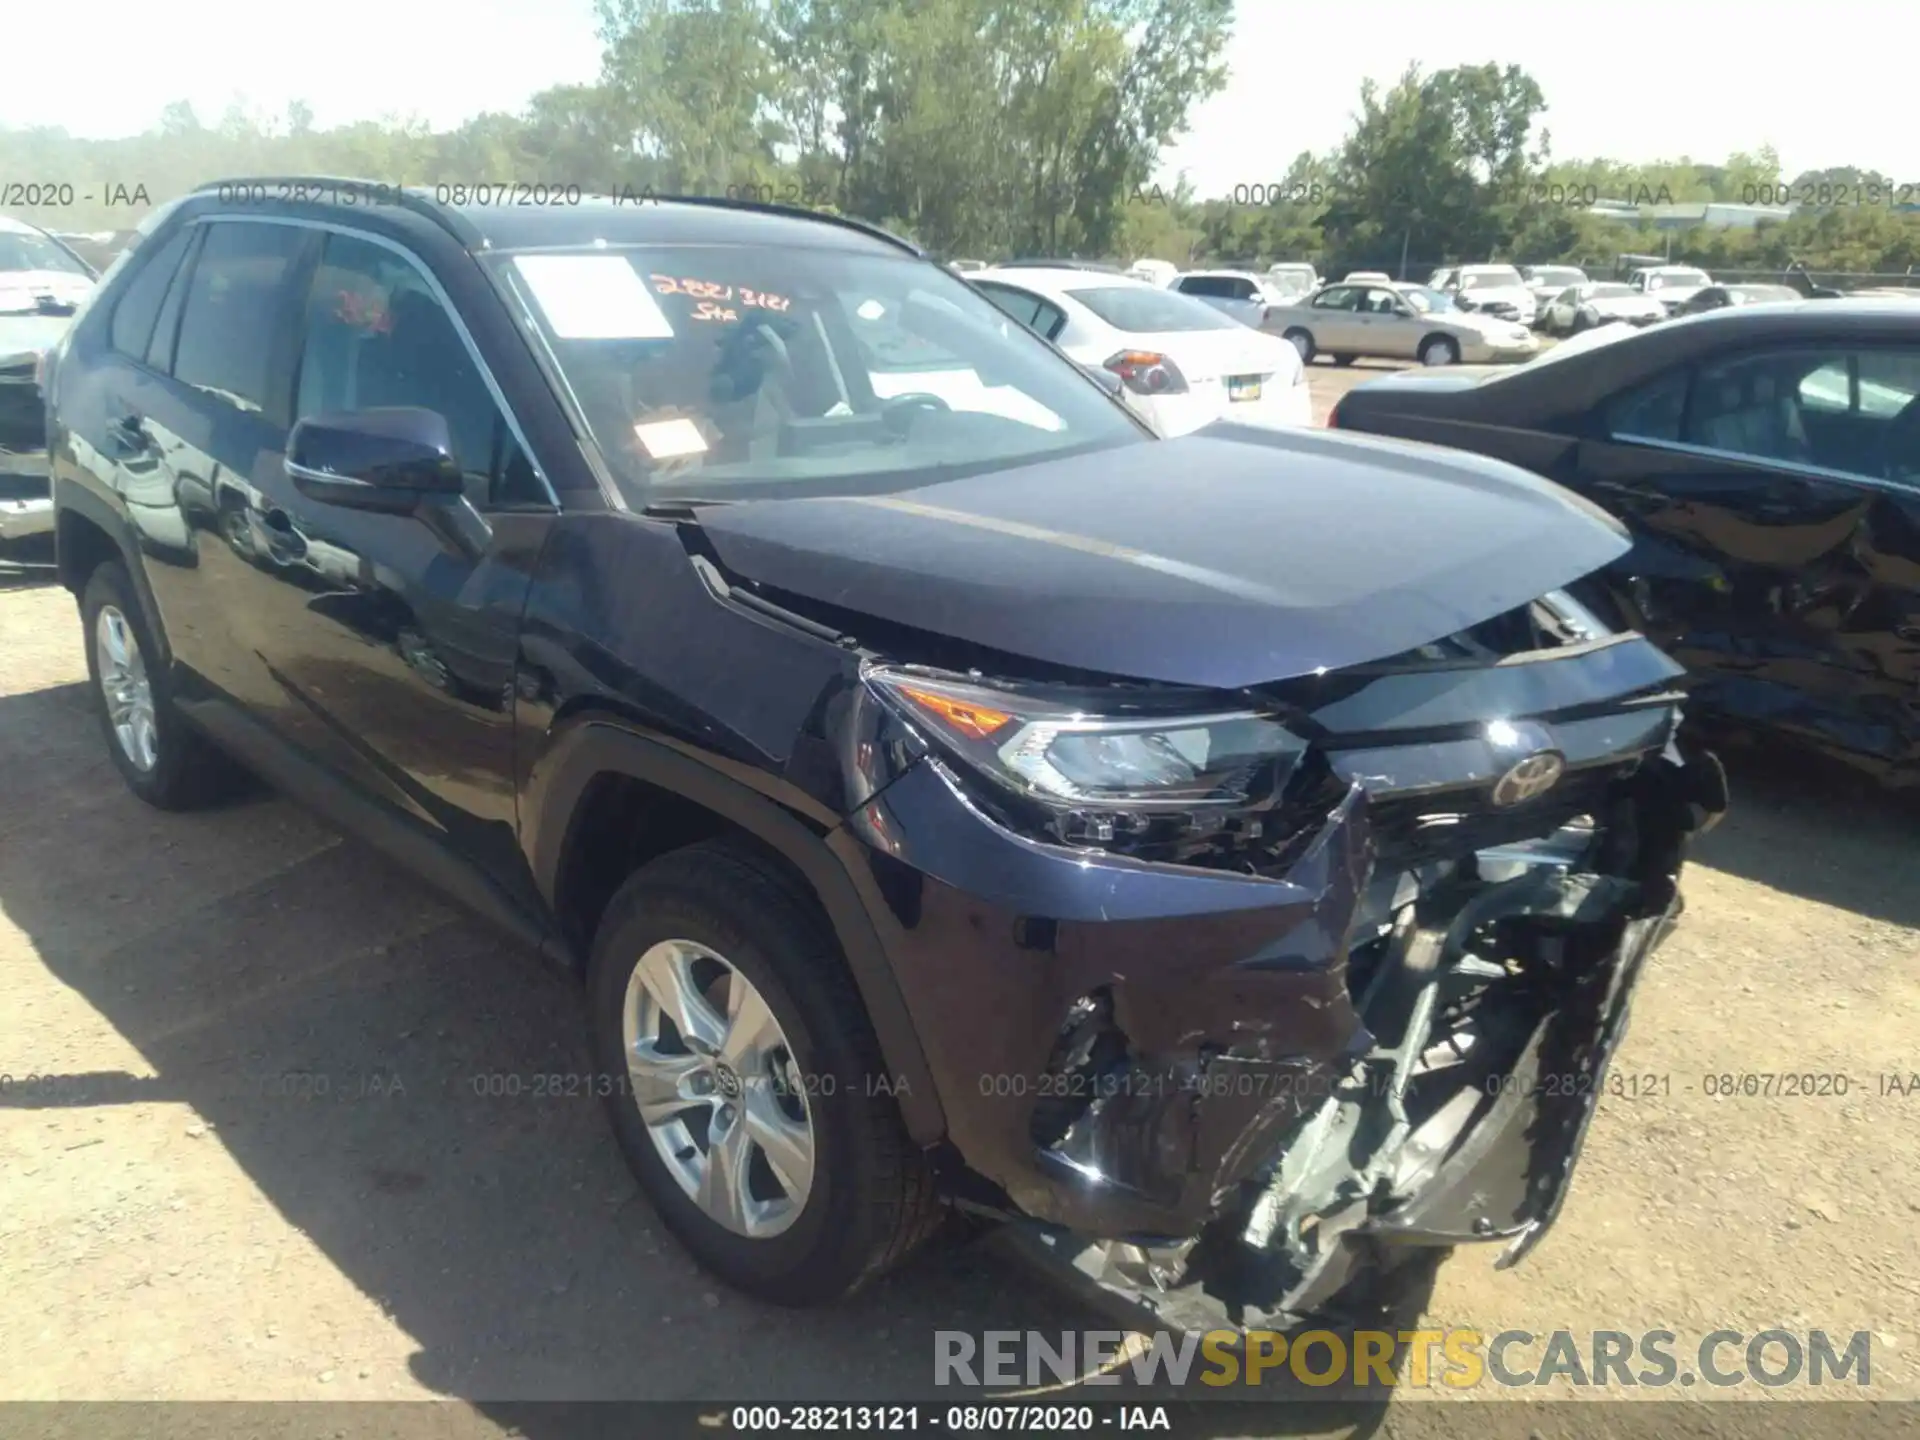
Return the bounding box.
[593,190,923,258]
[190,176,926,259]
[187,177,482,246]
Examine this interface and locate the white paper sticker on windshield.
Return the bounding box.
[514,255,675,339]
[634,417,709,459]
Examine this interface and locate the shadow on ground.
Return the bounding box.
[0,677,1416,1435]
[1688,733,1920,929]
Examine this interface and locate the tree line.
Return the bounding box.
[2,0,1915,279]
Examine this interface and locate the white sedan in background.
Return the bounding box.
[1445,264,1540,325]
[970,267,1312,435]
[1540,281,1667,334]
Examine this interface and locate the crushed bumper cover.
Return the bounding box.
[1001,895,1676,1334]
[837,681,1725,1334]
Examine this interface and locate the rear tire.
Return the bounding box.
[80,561,243,810]
[1334,355,1356,367]
[1283,328,1316,364]
[587,842,941,1305]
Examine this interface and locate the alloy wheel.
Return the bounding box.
[95,605,158,772]
[621,938,816,1238]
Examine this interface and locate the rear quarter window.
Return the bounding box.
[107,226,195,362]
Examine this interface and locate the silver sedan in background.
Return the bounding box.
[1265,280,1540,366]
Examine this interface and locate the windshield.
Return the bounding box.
[495,245,1145,503]
[1649,270,1709,289]
[1730,285,1799,303]
[0,230,91,278]
[1400,286,1457,313]
[1587,284,1635,299]
[1460,268,1524,290]
[1068,284,1242,332]
[1266,272,1313,298]
[1531,268,1583,287]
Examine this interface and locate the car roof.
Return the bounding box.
[0,214,52,237]
[1181,268,1263,281]
[1458,263,1523,273]
[974,266,1146,296]
[185,176,921,259]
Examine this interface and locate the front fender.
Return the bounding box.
[520,716,946,1145]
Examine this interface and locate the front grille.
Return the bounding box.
[1367,761,1632,869]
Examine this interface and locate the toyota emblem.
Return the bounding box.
[1490,751,1566,807]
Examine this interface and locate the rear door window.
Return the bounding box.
[1605,368,1689,442]
[145,227,205,374]
[1177,275,1231,299]
[171,221,310,416]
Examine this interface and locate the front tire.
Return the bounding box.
[587,842,940,1305]
[81,561,241,809]
[1418,335,1461,366]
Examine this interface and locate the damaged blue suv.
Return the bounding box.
[44,178,1726,1331]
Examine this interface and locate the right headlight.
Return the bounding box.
[865,664,1310,846]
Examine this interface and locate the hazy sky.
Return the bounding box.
[5,0,1910,192]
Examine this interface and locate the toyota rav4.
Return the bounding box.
[43,179,1726,1330]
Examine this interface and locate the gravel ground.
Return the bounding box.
[2,371,1916,1429]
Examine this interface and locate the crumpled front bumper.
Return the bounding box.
[1001,892,1678,1335]
[834,687,1723,1331]
[838,751,1378,1239]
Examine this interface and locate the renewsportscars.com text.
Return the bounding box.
[934,1328,1873,1390]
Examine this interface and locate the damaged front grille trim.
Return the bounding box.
[1009,738,1719,1337]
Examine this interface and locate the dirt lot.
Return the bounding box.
[2,366,1918,1424]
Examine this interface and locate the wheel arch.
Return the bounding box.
[524,716,946,1145]
[55,490,174,672]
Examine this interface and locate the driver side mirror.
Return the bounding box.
[286,408,465,514]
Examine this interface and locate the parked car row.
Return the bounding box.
[1103,261,1545,370]
[968,265,1311,433]
[39,176,1726,1339]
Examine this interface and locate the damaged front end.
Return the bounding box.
[840,587,1727,1336]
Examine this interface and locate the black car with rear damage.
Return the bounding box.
[1328,300,1920,788]
[43,177,1725,1331]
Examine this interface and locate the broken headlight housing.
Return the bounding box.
[865,665,1311,849]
